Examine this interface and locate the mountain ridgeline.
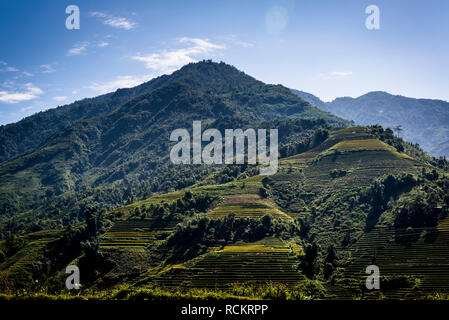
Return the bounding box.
[0,62,344,165]
[292,89,449,158]
[0,61,348,234]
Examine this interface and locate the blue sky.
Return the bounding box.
[0,0,448,125]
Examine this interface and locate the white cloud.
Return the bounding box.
[97,41,109,47]
[40,64,56,73]
[0,83,43,104]
[131,37,225,74]
[53,96,67,102]
[0,66,19,72]
[104,17,135,30]
[225,35,254,48]
[90,12,136,30]
[67,42,89,56]
[85,74,153,94]
[22,71,34,77]
[72,90,80,94]
[90,11,108,18]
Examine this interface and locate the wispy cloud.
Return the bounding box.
[131,37,225,74]
[85,74,153,94]
[0,61,19,72]
[0,83,43,103]
[225,35,255,48]
[2,80,16,89]
[0,66,19,72]
[90,12,136,30]
[104,17,135,30]
[97,41,109,47]
[67,42,89,56]
[40,64,56,73]
[90,11,108,18]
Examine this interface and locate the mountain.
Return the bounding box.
[0,60,348,233]
[292,90,449,158]
[0,62,355,166]
[290,89,327,110]
[0,74,173,164]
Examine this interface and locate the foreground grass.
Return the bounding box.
[0,282,319,301]
[0,288,252,301]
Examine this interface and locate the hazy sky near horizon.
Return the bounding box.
[0,0,448,125]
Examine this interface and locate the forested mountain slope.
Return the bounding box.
[0,61,348,235]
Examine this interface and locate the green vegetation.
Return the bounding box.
[1,61,449,300]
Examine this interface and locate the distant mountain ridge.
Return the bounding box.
[292,89,449,158]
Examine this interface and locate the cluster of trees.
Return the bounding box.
[125,191,215,227]
[330,169,347,178]
[0,232,25,261]
[157,213,300,263]
[297,240,339,280]
[0,206,110,292]
[0,163,218,239]
[393,173,449,232]
[300,241,320,278]
[361,173,417,230]
[394,194,441,231]
[369,125,405,152]
[211,164,257,185]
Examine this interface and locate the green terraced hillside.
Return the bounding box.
[1,124,448,300]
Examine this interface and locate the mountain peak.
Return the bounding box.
[167,60,261,94]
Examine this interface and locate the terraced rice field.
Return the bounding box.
[329,139,413,160]
[319,127,376,149]
[100,220,173,248]
[329,139,390,152]
[304,149,418,191]
[208,194,290,219]
[327,216,449,299]
[148,241,304,290]
[0,229,61,284]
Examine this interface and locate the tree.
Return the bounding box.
[261,214,273,231]
[84,206,104,238]
[393,125,403,138]
[300,241,320,278]
[325,244,338,264]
